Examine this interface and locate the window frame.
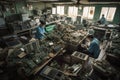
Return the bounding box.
[57,6,64,15]
[82,6,95,19]
[68,6,78,17]
[52,7,56,14]
[100,7,116,21]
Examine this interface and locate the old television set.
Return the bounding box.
[5,14,21,22]
[20,13,30,22]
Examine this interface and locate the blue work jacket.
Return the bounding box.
[35,26,45,39]
[88,38,100,58]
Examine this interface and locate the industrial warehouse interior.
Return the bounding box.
[0,0,120,80]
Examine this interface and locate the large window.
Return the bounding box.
[82,6,95,19]
[52,8,56,14]
[68,6,78,17]
[100,7,116,21]
[57,6,64,15]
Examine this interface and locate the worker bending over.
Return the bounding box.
[78,34,100,59]
[35,20,46,39]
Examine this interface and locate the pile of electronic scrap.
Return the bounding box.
[106,31,120,67]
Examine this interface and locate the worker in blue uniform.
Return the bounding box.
[78,34,100,59]
[35,20,46,39]
[99,14,106,24]
[86,35,100,58]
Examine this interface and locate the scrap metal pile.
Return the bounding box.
[106,32,120,56]
[47,24,87,46]
[62,29,87,44]
[6,40,51,76]
[106,31,120,67]
[92,60,119,80]
[45,24,87,53]
[0,22,88,79]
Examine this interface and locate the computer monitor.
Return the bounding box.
[20,14,30,22]
[5,14,21,22]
